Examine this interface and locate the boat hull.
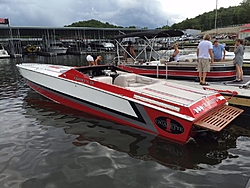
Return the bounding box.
[0,50,10,58]
[49,47,68,55]
[17,64,243,143]
[118,61,236,82]
[26,79,193,143]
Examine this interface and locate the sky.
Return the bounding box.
[0,0,244,28]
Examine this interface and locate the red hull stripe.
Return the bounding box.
[118,66,235,78]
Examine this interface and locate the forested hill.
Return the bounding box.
[161,0,250,31]
[64,19,138,29]
[65,0,250,31]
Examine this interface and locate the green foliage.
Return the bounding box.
[160,1,250,31]
[65,2,250,31]
[64,19,123,28]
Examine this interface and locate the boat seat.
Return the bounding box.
[114,73,157,87]
[159,58,167,64]
[93,76,113,84]
[114,73,137,87]
[136,75,158,85]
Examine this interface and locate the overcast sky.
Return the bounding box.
[0,0,243,28]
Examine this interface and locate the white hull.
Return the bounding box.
[18,66,137,117]
[0,49,10,58]
[49,47,68,54]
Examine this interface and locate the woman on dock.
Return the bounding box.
[233,39,244,82]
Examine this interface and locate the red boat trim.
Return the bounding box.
[203,87,238,95]
[118,65,236,79]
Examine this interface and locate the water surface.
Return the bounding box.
[0,56,250,188]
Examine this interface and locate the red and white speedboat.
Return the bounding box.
[16,63,243,143]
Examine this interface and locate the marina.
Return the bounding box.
[1,0,250,186]
[1,0,250,187]
[1,56,250,188]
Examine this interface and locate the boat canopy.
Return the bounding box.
[114,29,184,40]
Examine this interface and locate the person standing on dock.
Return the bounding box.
[233,39,244,82]
[196,34,214,86]
[212,40,226,62]
[86,55,102,66]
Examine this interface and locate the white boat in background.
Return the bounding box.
[90,42,115,51]
[48,41,68,54]
[16,63,243,144]
[0,44,10,58]
[178,50,235,62]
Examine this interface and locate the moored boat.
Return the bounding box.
[118,59,237,82]
[113,30,237,82]
[48,41,68,55]
[16,64,243,143]
[0,44,10,58]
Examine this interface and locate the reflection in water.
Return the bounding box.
[1,56,250,188]
[19,90,250,187]
[23,89,250,170]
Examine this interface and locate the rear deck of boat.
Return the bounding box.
[112,72,214,107]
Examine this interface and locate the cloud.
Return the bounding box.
[0,0,243,28]
[0,0,174,28]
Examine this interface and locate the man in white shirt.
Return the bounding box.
[196,34,214,85]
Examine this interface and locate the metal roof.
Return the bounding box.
[0,26,148,39]
[114,29,184,39]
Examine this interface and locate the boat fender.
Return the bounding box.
[26,45,38,53]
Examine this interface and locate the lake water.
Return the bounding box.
[1,55,250,188]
